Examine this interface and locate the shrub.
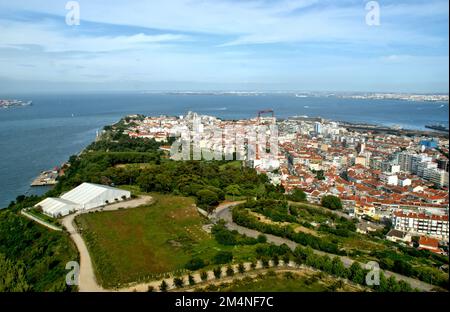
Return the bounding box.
[288,189,307,202]
[213,267,222,279]
[159,280,168,292]
[200,271,208,281]
[188,274,196,286]
[185,257,206,271]
[321,195,342,210]
[284,271,294,279]
[173,277,184,288]
[226,265,235,277]
[273,255,279,267]
[213,251,233,265]
[257,234,267,243]
[261,257,270,268]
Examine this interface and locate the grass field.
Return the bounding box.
[76,193,257,288]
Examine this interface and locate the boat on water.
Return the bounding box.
[425,124,449,132]
[0,99,32,108]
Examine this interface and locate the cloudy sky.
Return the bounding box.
[0,0,448,93]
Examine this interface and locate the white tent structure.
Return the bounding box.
[61,183,131,210]
[35,183,131,218]
[35,197,80,218]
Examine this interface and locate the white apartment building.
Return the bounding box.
[380,173,398,186]
[393,210,449,241]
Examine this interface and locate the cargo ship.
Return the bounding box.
[425,124,449,132]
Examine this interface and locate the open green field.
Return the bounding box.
[76,193,257,288]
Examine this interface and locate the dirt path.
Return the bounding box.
[61,195,153,292]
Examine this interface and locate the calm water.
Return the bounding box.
[0,92,448,208]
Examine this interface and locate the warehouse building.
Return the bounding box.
[35,183,131,217]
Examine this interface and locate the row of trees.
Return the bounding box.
[160,247,415,292]
[293,246,415,292]
[159,262,249,291]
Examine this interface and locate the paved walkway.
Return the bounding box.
[211,201,437,291]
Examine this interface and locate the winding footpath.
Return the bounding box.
[211,201,437,291]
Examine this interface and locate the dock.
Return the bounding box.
[31,170,58,186]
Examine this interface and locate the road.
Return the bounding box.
[211,201,437,291]
[61,195,153,292]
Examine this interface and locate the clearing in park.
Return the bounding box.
[75,192,254,288]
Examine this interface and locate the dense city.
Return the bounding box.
[124,111,449,255]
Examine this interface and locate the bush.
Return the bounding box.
[213,251,233,265]
[257,234,267,243]
[196,189,219,211]
[173,277,184,288]
[321,195,342,210]
[159,280,168,292]
[213,267,222,279]
[188,274,196,286]
[200,271,208,281]
[261,257,270,268]
[284,271,294,279]
[226,265,235,277]
[288,189,307,202]
[273,255,279,266]
[185,257,206,271]
[212,223,259,246]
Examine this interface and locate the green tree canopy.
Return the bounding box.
[321,195,343,210]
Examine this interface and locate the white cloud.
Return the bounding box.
[0,0,447,46]
[0,19,188,53]
[0,0,447,92]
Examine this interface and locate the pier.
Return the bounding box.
[31,170,58,186]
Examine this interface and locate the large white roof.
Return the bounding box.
[61,182,130,205]
[36,197,79,216]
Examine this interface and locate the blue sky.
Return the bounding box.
[0,0,448,93]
